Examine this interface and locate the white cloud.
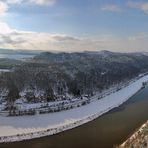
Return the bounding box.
[0,0,56,16]
[0,23,148,52]
[0,21,147,52]
[0,0,56,6]
[0,21,14,34]
[6,0,23,4]
[0,1,147,52]
[0,32,82,51]
[29,0,56,6]
[128,33,148,41]
[0,1,8,15]
[101,4,121,12]
[127,1,148,14]
[5,0,56,6]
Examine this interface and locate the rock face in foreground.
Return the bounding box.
[118,121,148,148]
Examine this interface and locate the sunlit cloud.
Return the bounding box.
[0,21,14,34]
[0,0,56,6]
[5,0,23,4]
[127,1,148,14]
[29,0,56,6]
[0,22,148,53]
[0,1,8,15]
[128,33,148,41]
[0,1,148,52]
[101,4,122,12]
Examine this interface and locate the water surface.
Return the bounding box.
[0,86,148,148]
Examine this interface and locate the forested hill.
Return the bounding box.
[0,50,148,103]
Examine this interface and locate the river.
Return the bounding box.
[0,85,148,148]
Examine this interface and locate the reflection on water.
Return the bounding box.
[0,86,148,148]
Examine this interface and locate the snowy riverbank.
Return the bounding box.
[0,74,148,143]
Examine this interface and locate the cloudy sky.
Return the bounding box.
[0,0,148,52]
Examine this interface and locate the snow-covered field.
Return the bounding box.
[0,74,148,143]
[0,69,10,73]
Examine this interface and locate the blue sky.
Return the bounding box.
[6,0,148,36]
[0,0,148,52]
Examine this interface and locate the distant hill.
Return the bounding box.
[0,48,42,55]
[0,50,148,103]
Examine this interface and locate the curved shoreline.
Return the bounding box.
[0,74,148,143]
[0,102,133,143]
[118,121,148,148]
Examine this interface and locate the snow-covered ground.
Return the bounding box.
[0,79,135,115]
[0,69,10,73]
[0,74,148,143]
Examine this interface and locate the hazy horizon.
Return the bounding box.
[0,0,148,52]
[0,48,148,55]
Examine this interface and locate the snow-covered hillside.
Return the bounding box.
[0,74,148,143]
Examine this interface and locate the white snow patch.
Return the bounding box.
[0,74,148,143]
[0,69,10,73]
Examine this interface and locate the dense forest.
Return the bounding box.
[0,50,148,107]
